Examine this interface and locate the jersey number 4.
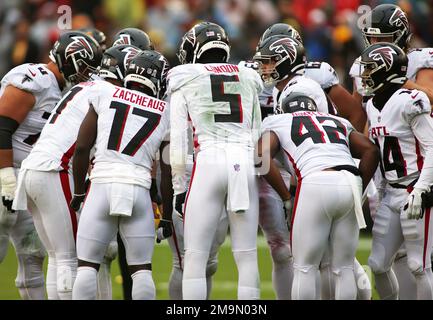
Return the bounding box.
[291,116,347,146]
[210,74,243,123]
[107,101,161,156]
[375,137,407,178]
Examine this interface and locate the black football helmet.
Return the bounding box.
[99,44,141,81]
[253,35,306,86]
[258,23,302,48]
[124,50,170,99]
[79,27,107,51]
[359,42,407,94]
[362,4,411,50]
[177,21,230,64]
[49,31,103,85]
[277,92,318,114]
[112,28,154,50]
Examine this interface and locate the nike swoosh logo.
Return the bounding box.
[411,92,419,99]
[28,69,36,77]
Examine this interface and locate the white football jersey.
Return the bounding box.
[366,88,432,185]
[274,75,337,115]
[407,48,433,81]
[0,63,62,167]
[21,81,100,173]
[168,63,263,151]
[89,81,170,189]
[304,61,339,91]
[262,111,356,180]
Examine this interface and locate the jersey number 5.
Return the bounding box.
[210,74,243,123]
[107,101,161,156]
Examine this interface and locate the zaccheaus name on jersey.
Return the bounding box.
[113,87,166,111]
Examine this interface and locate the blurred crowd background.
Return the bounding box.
[1,0,433,90]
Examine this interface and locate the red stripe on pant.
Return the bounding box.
[59,171,78,242]
[423,207,431,270]
[290,179,302,250]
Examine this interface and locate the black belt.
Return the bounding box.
[389,179,418,190]
[329,165,361,177]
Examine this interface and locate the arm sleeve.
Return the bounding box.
[169,89,190,195]
[412,113,433,190]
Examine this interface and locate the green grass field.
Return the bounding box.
[0,235,376,300]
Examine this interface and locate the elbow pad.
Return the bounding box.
[0,116,19,149]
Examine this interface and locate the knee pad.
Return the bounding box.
[15,254,45,288]
[269,242,291,266]
[206,259,218,278]
[103,241,118,262]
[368,251,392,275]
[407,258,424,275]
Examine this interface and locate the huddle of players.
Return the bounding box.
[0,3,432,300]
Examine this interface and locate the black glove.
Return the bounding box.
[70,194,86,212]
[2,197,14,213]
[156,219,173,243]
[174,191,187,219]
[150,178,162,205]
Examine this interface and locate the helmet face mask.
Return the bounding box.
[50,31,103,86]
[253,35,306,86]
[359,42,408,94]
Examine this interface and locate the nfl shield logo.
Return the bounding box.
[377,116,381,122]
[234,164,240,172]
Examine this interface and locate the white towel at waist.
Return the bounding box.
[109,183,134,217]
[12,168,28,211]
[341,170,366,229]
[226,146,250,214]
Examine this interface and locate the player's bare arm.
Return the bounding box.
[328,84,367,132]
[0,85,35,168]
[404,77,433,104]
[71,105,98,210]
[159,141,173,220]
[256,130,291,202]
[348,130,380,191]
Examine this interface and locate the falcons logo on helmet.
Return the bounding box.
[113,35,132,46]
[65,36,94,60]
[389,8,409,30]
[269,38,298,64]
[184,28,196,46]
[121,46,140,70]
[369,46,396,71]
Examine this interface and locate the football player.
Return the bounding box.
[71,50,170,300]
[13,44,137,299]
[361,42,433,300]
[349,4,433,299]
[169,22,262,300]
[0,31,101,299]
[256,91,379,299]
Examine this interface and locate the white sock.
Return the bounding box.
[334,267,357,300]
[272,256,293,300]
[238,286,260,300]
[392,256,416,300]
[415,269,433,300]
[131,270,155,300]
[183,278,207,300]
[18,286,45,300]
[97,259,112,300]
[72,267,97,300]
[374,270,399,300]
[56,259,77,300]
[354,260,372,300]
[292,265,318,300]
[168,266,183,300]
[320,263,334,300]
[47,259,59,300]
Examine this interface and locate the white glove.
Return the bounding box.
[403,188,426,220]
[0,167,17,212]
